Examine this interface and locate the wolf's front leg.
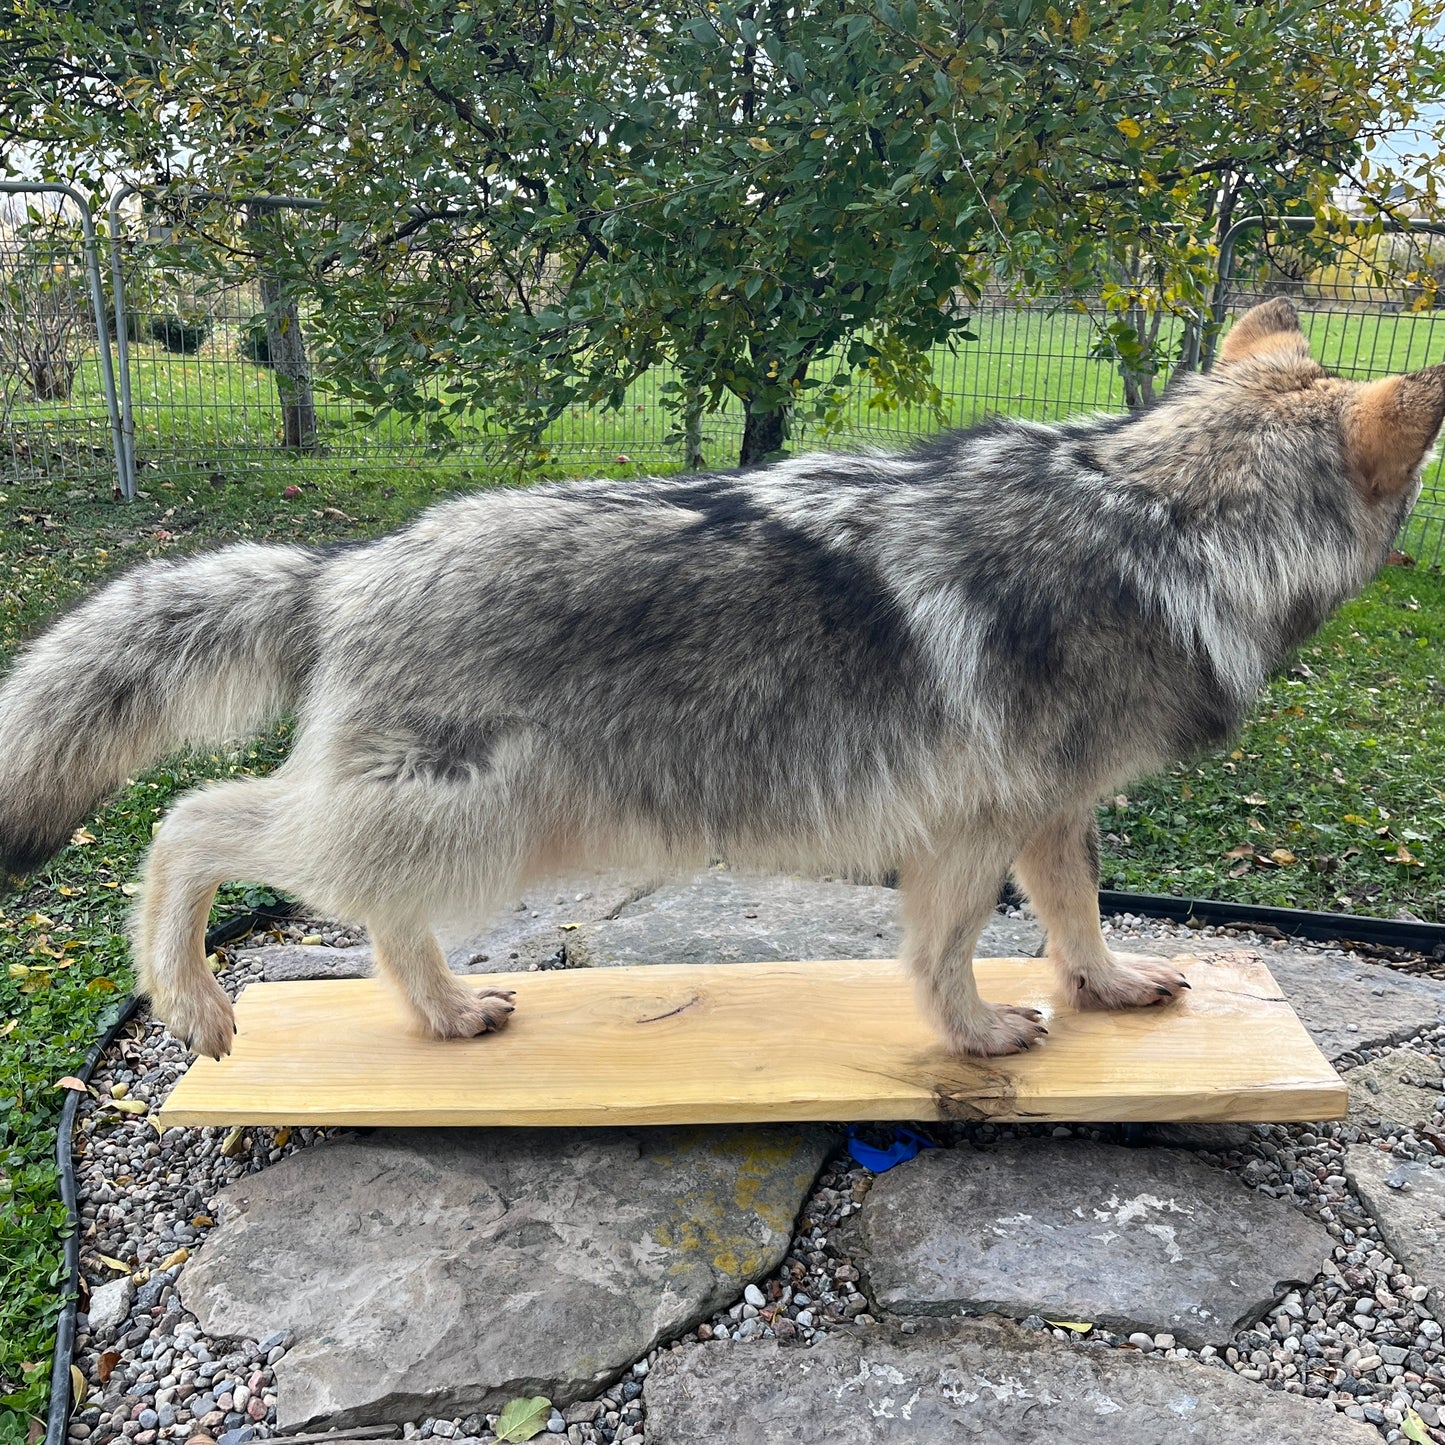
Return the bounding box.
[900,834,1048,1056]
[1014,807,1190,1010]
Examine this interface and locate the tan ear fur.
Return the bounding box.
[1217,297,1311,366]
[1342,365,1445,498]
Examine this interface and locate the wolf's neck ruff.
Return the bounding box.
[0,297,1438,1059]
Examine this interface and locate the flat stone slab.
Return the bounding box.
[178,1125,833,1430]
[1344,1046,1444,1127]
[643,1317,1381,1443]
[1138,940,1445,1061]
[259,875,649,981]
[1345,1144,1445,1317]
[562,872,1041,966]
[849,1142,1331,1346]
[255,870,1043,981]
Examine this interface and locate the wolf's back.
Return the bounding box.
[0,542,326,875]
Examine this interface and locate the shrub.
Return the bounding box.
[240,315,273,366]
[150,312,212,353]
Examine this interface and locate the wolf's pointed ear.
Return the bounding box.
[1217,298,1310,366]
[1342,365,1445,498]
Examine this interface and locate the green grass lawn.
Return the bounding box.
[4,304,1445,1440]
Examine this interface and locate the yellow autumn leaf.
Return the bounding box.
[1342,814,1371,825]
[1402,1408,1431,1443]
[1116,117,1141,140]
[1270,849,1297,866]
[160,1247,190,1270]
[1045,1319,1093,1332]
[71,1363,86,1410]
[70,827,96,845]
[746,136,772,152]
[1070,6,1089,42]
[96,1253,132,1274]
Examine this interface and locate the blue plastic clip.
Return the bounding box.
[845,1127,938,1172]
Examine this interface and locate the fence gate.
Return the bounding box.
[0,182,125,496]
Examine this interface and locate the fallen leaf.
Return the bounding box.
[96,1253,132,1274]
[0,1019,15,1038]
[1044,1319,1093,1332]
[1241,793,1268,806]
[1223,844,1254,859]
[70,827,96,845]
[494,1396,552,1442]
[191,1214,214,1228]
[1394,845,1423,867]
[107,1099,148,1116]
[97,1350,121,1385]
[273,1127,290,1149]
[1343,813,1371,826]
[1228,861,1251,877]
[110,1082,128,1100]
[221,1126,247,1158]
[1402,1409,1431,1443]
[54,1076,91,1093]
[71,1363,86,1412]
[120,882,139,896]
[160,1246,189,1270]
[1270,848,1297,866]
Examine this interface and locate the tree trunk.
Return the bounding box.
[739,404,786,466]
[684,392,705,471]
[245,206,317,450]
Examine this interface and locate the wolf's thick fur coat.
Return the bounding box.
[1,300,1440,1058]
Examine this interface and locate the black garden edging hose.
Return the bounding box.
[1096,887,1445,958]
[43,904,294,1445]
[41,890,1445,1445]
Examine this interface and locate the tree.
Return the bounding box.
[6,1,1445,463]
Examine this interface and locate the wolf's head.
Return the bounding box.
[1213,295,1445,511]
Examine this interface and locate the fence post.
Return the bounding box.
[106,184,140,499]
[0,181,128,498]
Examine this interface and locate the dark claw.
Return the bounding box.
[1178,979,1192,989]
[1156,985,1173,996]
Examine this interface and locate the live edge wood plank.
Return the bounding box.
[158,953,1346,1129]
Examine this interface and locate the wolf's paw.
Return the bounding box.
[426,986,517,1040]
[1066,953,1191,1011]
[161,978,238,1061]
[950,1003,1049,1057]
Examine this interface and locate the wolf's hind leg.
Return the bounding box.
[366,912,515,1039]
[1014,808,1190,1010]
[134,775,303,1060]
[901,833,1048,1057]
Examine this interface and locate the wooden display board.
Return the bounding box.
[158,952,1345,1129]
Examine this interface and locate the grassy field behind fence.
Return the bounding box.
[13,302,1445,476]
[2,305,1445,1439]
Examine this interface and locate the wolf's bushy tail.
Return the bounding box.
[0,542,328,875]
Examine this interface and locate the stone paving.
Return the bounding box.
[65,871,1445,1445]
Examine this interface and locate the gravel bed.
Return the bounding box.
[65,910,1445,1445]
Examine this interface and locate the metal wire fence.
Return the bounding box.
[4,195,1445,565]
[0,188,120,491]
